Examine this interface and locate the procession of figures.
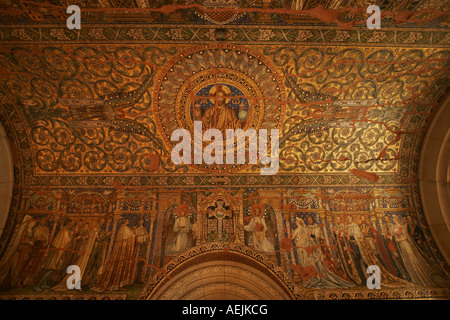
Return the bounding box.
[0,191,449,293]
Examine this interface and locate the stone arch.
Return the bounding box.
[139,243,295,300]
[0,122,13,239]
[419,93,450,265]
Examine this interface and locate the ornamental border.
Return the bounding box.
[0,26,448,47]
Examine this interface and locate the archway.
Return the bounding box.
[419,93,450,265]
[0,122,13,239]
[139,244,295,300]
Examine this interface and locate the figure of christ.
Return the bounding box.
[201,85,242,133]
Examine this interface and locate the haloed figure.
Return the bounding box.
[243,206,274,254]
[201,85,242,132]
[166,206,192,254]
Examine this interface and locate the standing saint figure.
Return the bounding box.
[406,215,432,257]
[343,215,369,285]
[380,215,409,280]
[354,216,411,288]
[133,218,149,283]
[21,218,51,287]
[0,216,36,290]
[243,205,274,254]
[33,219,76,291]
[392,216,449,287]
[83,218,111,288]
[333,215,363,284]
[291,217,353,288]
[291,217,313,267]
[92,218,137,292]
[359,216,398,277]
[166,205,193,254]
[51,221,99,291]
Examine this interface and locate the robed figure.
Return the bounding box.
[83,219,111,288]
[133,218,150,284]
[201,85,242,132]
[352,216,411,288]
[165,205,195,255]
[33,219,76,291]
[243,205,275,254]
[0,216,37,290]
[291,216,353,288]
[392,216,450,287]
[332,215,363,284]
[51,221,100,291]
[92,218,137,292]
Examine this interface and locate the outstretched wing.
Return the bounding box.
[284,67,337,107]
[102,68,154,108]
[58,98,104,107]
[280,118,329,147]
[109,118,169,155]
[58,68,154,109]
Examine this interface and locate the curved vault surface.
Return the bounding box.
[0,0,449,300]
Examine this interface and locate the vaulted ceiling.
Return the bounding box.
[0,0,449,300]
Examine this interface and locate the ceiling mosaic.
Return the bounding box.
[0,0,449,300]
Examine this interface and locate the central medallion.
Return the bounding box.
[153,45,286,173]
[177,68,262,134]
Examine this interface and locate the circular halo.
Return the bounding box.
[208,84,232,105]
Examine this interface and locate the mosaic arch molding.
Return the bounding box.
[0,121,13,239]
[419,93,450,265]
[139,242,296,300]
